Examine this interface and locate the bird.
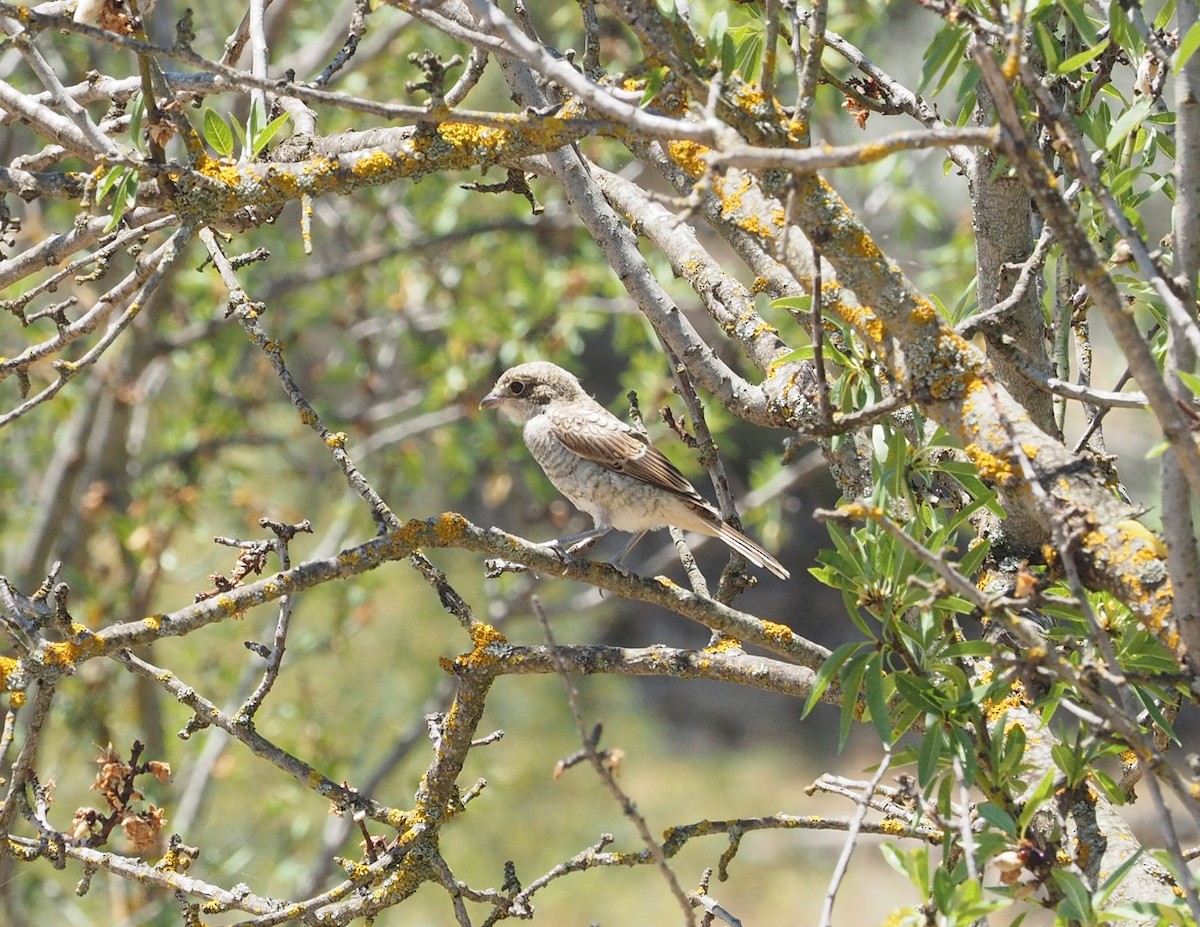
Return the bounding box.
[479,361,790,579]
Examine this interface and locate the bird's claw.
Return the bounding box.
[537,539,577,567]
[565,536,600,557]
[483,557,531,578]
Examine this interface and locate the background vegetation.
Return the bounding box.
[0,0,1198,924]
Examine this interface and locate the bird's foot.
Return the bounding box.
[483,558,531,578]
[564,536,601,557]
[532,539,581,571]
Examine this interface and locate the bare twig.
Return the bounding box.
[819,746,893,927]
[532,597,694,924]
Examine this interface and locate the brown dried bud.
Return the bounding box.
[122,805,166,854]
[147,761,172,784]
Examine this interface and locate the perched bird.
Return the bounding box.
[480,361,790,579]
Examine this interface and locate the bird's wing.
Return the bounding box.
[546,404,702,499]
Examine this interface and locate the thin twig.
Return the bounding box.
[531,597,695,924]
[810,247,832,423]
[819,745,893,927]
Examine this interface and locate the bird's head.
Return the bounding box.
[480,362,586,423]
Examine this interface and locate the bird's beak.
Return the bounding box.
[479,389,501,410]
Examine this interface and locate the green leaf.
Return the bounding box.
[771,295,813,313]
[880,843,931,893]
[1106,97,1154,151]
[890,700,922,741]
[708,10,728,60]
[1145,438,1170,459]
[1055,39,1109,74]
[839,651,871,750]
[893,671,943,715]
[1016,769,1057,835]
[920,24,968,95]
[996,725,1028,784]
[931,863,956,912]
[250,112,292,158]
[1108,0,1140,52]
[1133,685,1180,745]
[917,724,945,787]
[128,91,145,150]
[1062,0,1100,45]
[1179,371,1200,398]
[1090,768,1127,806]
[938,640,995,659]
[1033,23,1062,72]
[864,653,892,745]
[1095,848,1143,907]
[1052,742,1083,785]
[95,164,128,204]
[247,98,264,141]
[1050,868,1094,921]
[203,108,235,158]
[976,801,1016,837]
[640,67,667,107]
[726,24,765,80]
[1156,0,1177,29]
[230,116,248,152]
[803,641,865,718]
[100,167,139,232]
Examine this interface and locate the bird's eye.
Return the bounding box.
[508,380,526,395]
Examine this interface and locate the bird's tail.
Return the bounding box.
[712,521,790,580]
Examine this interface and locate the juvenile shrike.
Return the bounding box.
[480,362,789,579]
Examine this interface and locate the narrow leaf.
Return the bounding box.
[802,641,864,718]
[1055,39,1109,74]
[251,112,292,157]
[1106,96,1154,151]
[1171,21,1200,74]
[976,801,1016,836]
[1049,869,1093,921]
[917,725,945,787]
[864,653,892,746]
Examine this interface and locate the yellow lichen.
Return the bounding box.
[964,444,1014,485]
[735,83,765,109]
[471,622,507,650]
[437,122,513,159]
[431,512,468,544]
[385,808,410,828]
[1116,519,1168,558]
[0,656,15,691]
[984,680,1029,722]
[703,635,743,654]
[214,595,243,617]
[350,149,396,178]
[839,501,883,520]
[909,299,938,325]
[836,303,887,347]
[195,154,243,188]
[666,139,711,178]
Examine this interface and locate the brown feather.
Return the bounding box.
[546,405,701,500]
